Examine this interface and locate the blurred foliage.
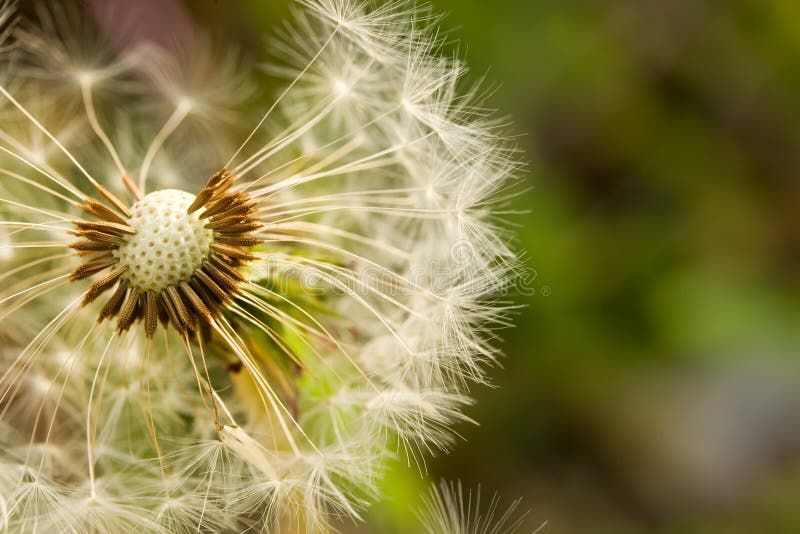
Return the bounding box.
[182,1,800,532]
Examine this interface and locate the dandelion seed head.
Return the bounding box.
[0,0,524,530]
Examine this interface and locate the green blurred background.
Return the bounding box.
[35,0,800,531]
[188,1,800,532]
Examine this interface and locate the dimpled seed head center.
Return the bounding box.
[115,189,214,293]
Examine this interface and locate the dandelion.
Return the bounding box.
[0,0,522,531]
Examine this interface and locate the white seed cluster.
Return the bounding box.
[115,189,214,292]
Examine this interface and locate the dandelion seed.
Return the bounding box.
[0,0,523,531]
[417,480,536,534]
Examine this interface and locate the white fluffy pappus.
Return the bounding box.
[417,480,541,534]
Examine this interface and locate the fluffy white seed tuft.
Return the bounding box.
[417,480,533,534]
